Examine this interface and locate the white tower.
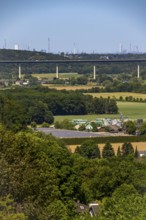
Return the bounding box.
[14,44,19,50]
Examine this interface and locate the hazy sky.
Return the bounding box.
[0,0,146,53]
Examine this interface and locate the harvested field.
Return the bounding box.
[43,85,98,90]
[32,73,80,79]
[86,92,146,99]
[68,142,146,154]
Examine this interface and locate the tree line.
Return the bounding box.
[75,140,139,159]
[0,87,118,131]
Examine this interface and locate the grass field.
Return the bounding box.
[54,101,146,122]
[86,92,146,99]
[68,142,146,153]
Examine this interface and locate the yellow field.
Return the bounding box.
[68,142,146,154]
[86,92,146,99]
[32,73,79,79]
[43,85,98,90]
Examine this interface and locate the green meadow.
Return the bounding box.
[54,101,146,122]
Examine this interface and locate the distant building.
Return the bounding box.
[89,203,99,217]
[95,118,104,127]
[75,201,88,214]
[75,201,99,217]
[85,124,93,131]
[14,44,19,50]
[72,119,88,125]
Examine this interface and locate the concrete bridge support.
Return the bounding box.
[19,64,22,79]
[137,65,140,79]
[93,65,96,80]
[56,65,59,78]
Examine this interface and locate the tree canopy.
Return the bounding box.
[75,140,101,159]
[0,125,145,219]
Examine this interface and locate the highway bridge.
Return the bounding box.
[0,59,145,79]
[0,59,146,64]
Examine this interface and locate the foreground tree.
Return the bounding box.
[0,195,27,220]
[139,122,146,135]
[134,146,139,158]
[123,120,136,135]
[121,142,134,157]
[102,142,115,158]
[100,185,146,220]
[117,146,121,157]
[75,140,101,159]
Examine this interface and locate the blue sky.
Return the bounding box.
[0,0,146,53]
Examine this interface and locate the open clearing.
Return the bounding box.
[68,142,146,153]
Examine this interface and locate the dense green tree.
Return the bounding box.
[134,146,139,158]
[55,119,75,130]
[102,142,115,158]
[0,195,27,220]
[30,121,37,130]
[107,99,118,114]
[93,97,118,114]
[76,76,88,85]
[123,120,136,135]
[28,101,54,124]
[75,140,101,159]
[117,146,121,157]
[139,122,146,135]
[121,142,134,157]
[0,96,27,132]
[78,124,86,131]
[61,94,87,115]
[100,186,146,220]
[91,122,98,132]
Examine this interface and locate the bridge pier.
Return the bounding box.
[19,64,22,79]
[56,65,59,78]
[137,65,140,79]
[93,65,96,80]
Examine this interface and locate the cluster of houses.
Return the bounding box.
[15,79,30,86]
[0,79,30,88]
[71,117,128,133]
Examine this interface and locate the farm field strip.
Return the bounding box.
[32,73,80,79]
[68,142,146,153]
[43,85,97,90]
[86,92,146,99]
